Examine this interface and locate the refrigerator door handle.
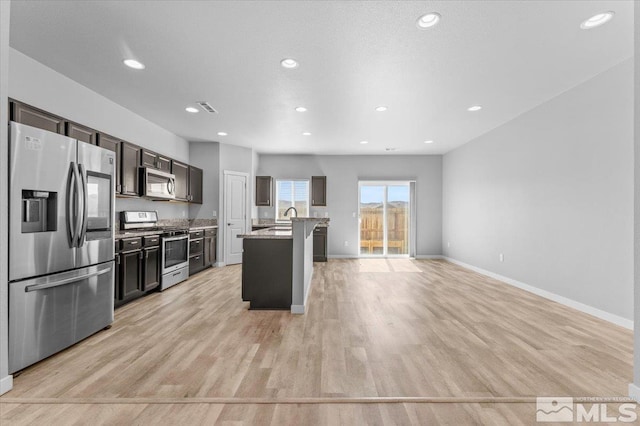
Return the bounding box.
[78,164,88,247]
[25,267,112,292]
[68,162,80,247]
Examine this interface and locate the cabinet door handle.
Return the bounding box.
[129,241,138,245]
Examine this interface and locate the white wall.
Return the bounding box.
[257,154,443,257]
[443,58,634,322]
[189,142,220,220]
[8,48,191,220]
[0,0,12,396]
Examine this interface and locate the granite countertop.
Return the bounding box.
[241,218,329,240]
[240,226,293,240]
[252,220,329,228]
[189,225,218,231]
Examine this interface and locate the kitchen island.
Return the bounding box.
[238,218,328,313]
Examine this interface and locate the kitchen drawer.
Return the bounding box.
[120,237,142,252]
[189,253,205,275]
[189,230,204,239]
[204,228,217,238]
[143,235,160,248]
[189,238,203,254]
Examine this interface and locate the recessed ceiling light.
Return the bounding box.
[302,132,311,136]
[424,140,434,144]
[360,141,369,145]
[467,105,482,112]
[295,106,307,112]
[123,59,145,70]
[416,12,441,29]
[280,58,299,69]
[217,132,227,136]
[580,11,614,29]
[375,106,388,112]
[185,107,199,113]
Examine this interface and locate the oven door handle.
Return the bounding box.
[163,235,188,242]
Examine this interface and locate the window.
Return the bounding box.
[275,179,309,221]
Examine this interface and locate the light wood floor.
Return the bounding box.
[0,259,634,424]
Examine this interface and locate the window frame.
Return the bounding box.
[275,178,310,222]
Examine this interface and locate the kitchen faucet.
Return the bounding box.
[284,207,298,218]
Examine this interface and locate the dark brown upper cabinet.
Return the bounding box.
[66,121,97,145]
[141,149,171,172]
[120,142,141,196]
[188,166,203,204]
[97,133,121,192]
[255,176,272,206]
[171,160,189,201]
[311,176,327,206]
[10,100,65,134]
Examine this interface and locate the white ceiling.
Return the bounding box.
[9,1,633,155]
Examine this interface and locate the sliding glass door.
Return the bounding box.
[359,182,411,257]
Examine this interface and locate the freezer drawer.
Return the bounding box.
[9,262,114,374]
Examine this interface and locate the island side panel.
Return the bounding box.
[241,238,293,309]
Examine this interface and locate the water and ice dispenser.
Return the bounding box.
[21,189,57,233]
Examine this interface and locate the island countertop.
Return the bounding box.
[240,218,329,240]
[240,227,293,240]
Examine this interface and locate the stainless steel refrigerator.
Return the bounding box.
[8,122,116,373]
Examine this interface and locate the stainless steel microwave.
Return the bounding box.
[141,168,176,200]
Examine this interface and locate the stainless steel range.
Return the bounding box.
[120,211,190,291]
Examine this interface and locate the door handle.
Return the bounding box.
[25,267,112,292]
[228,223,232,226]
[67,163,77,246]
[78,164,88,247]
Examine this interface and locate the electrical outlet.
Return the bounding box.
[324,212,329,218]
[344,240,349,247]
[352,212,356,218]
[447,242,450,248]
[212,210,217,218]
[263,212,268,217]
[314,211,318,218]
[499,253,504,262]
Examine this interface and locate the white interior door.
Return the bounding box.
[224,171,248,265]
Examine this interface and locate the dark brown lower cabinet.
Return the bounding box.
[313,227,328,262]
[143,246,160,292]
[242,238,293,309]
[119,250,143,304]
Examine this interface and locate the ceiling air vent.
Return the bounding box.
[197,101,218,114]
[385,147,397,152]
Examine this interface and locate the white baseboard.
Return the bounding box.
[629,384,640,402]
[291,305,305,314]
[215,262,226,268]
[0,375,13,395]
[328,255,445,260]
[443,257,633,330]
